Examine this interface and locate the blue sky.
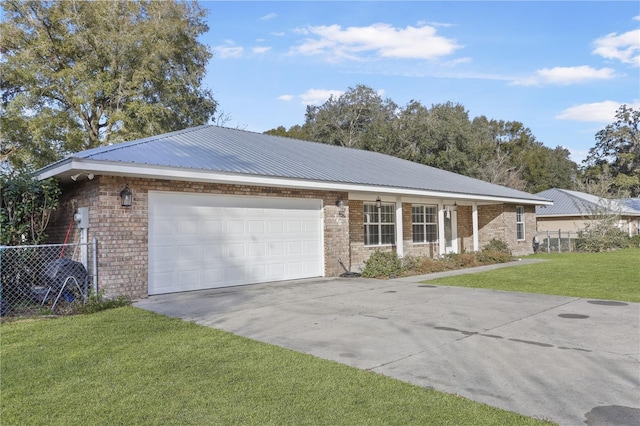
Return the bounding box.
[201,1,640,164]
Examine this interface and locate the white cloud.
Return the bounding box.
[278,94,294,101]
[299,89,345,105]
[555,100,640,122]
[260,13,277,21]
[511,66,616,86]
[252,46,272,54]
[593,28,640,67]
[290,23,462,61]
[212,42,244,59]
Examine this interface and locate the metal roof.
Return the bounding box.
[535,188,640,217]
[39,125,550,203]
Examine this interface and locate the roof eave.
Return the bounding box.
[37,159,552,206]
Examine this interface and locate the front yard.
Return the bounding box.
[427,248,640,303]
[0,307,551,425]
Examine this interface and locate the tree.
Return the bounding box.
[583,104,640,197]
[303,85,397,149]
[1,0,217,169]
[1,170,61,245]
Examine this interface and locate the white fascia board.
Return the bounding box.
[39,159,552,206]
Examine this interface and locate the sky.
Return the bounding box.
[200,1,640,164]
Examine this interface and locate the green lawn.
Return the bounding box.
[0,307,551,425]
[428,248,640,303]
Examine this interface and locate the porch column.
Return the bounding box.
[438,201,446,255]
[472,202,479,252]
[396,197,404,257]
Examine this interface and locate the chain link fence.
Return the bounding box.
[0,240,97,317]
[533,230,578,254]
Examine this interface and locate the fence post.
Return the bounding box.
[547,230,550,253]
[92,237,98,295]
[558,229,561,253]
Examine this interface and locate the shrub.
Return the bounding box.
[362,250,402,278]
[481,238,512,255]
[477,238,514,264]
[628,235,640,248]
[576,225,629,252]
[74,291,131,314]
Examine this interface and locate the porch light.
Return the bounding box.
[452,202,458,212]
[336,199,346,214]
[375,197,382,209]
[120,184,132,207]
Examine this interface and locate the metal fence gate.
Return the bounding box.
[0,239,97,317]
[533,230,578,254]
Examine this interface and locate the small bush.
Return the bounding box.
[576,226,629,252]
[482,238,512,255]
[628,235,640,248]
[75,291,131,314]
[362,250,402,278]
[477,250,513,264]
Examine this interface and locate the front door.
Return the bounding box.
[444,210,458,253]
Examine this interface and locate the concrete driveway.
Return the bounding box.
[135,269,640,425]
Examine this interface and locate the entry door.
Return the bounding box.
[444,211,458,253]
[148,192,323,295]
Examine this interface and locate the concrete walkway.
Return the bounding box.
[135,261,640,425]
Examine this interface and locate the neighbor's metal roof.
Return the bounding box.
[535,188,640,217]
[39,125,550,203]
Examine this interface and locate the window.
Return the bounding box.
[516,206,525,240]
[364,202,395,245]
[412,205,438,243]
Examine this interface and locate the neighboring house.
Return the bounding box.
[535,188,640,236]
[36,126,552,298]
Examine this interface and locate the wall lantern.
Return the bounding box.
[120,184,132,207]
[375,197,382,209]
[452,202,458,212]
[336,199,346,216]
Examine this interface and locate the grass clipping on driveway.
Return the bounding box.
[1,307,550,425]
[427,249,640,303]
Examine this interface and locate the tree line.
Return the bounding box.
[266,85,638,196]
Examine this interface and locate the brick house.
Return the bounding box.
[36,126,552,298]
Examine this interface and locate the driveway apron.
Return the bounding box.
[135,274,640,426]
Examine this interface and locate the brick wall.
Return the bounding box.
[476,203,535,256]
[48,177,350,298]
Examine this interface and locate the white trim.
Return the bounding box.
[38,159,552,206]
[472,202,479,252]
[395,196,403,257]
[438,202,446,255]
[516,206,526,241]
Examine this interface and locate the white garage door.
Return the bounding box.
[148,192,323,295]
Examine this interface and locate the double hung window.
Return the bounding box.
[364,203,395,245]
[516,206,525,240]
[412,205,438,243]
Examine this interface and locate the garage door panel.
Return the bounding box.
[149,192,323,294]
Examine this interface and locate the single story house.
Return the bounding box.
[37,125,552,298]
[535,188,640,236]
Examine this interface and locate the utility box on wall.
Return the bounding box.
[74,207,89,229]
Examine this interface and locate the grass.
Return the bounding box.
[427,248,640,303]
[0,307,552,425]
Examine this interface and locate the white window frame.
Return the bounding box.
[412,204,438,244]
[364,202,396,246]
[516,206,525,241]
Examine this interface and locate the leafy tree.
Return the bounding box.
[1,170,61,245]
[1,0,217,169]
[583,105,640,197]
[267,84,577,193]
[303,85,397,149]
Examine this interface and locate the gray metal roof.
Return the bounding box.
[535,188,640,216]
[42,125,550,203]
